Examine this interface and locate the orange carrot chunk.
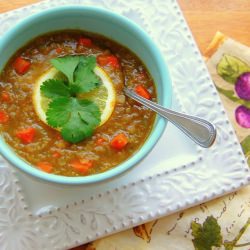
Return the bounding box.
[37,162,53,173]
[70,159,93,174]
[16,127,36,144]
[97,55,120,69]
[1,91,11,102]
[0,110,9,123]
[52,151,61,158]
[56,47,63,53]
[135,85,151,100]
[13,57,31,75]
[110,133,128,150]
[78,37,92,47]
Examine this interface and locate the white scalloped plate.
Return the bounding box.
[0,0,249,249]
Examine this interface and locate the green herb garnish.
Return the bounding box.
[40,56,101,143]
[40,79,70,98]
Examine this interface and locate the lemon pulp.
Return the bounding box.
[33,66,116,127]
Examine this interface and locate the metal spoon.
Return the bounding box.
[124,88,216,148]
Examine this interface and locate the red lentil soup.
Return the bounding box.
[0,31,156,177]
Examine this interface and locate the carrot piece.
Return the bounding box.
[56,47,63,53]
[0,110,9,123]
[135,85,151,100]
[107,55,120,68]
[52,151,61,158]
[110,133,128,150]
[37,162,53,173]
[78,37,92,47]
[13,57,31,75]
[16,127,36,144]
[97,55,120,69]
[70,159,93,174]
[96,137,106,145]
[1,91,11,102]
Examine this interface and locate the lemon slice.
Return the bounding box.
[33,66,116,127]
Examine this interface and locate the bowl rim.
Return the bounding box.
[0,5,172,185]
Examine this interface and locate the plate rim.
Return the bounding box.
[0,0,249,249]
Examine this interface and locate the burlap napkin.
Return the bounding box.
[73,32,250,250]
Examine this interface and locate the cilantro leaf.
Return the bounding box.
[51,56,83,84]
[70,56,101,94]
[40,79,70,99]
[191,216,222,250]
[46,97,71,127]
[46,97,101,143]
[61,111,93,143]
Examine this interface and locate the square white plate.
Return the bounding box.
[0,0,249,249]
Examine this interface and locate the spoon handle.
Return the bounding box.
[124,88,216,148]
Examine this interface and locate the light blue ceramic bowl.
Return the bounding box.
[0,6,172,185]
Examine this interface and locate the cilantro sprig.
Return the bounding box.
[40,56,101,143]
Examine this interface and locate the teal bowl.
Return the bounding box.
[0,6,172,185]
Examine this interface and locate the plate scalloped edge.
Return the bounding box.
[0,0,249,249]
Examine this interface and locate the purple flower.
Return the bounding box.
[234,72,250,128]
[235,105,250,128]
[235,72,250,100]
